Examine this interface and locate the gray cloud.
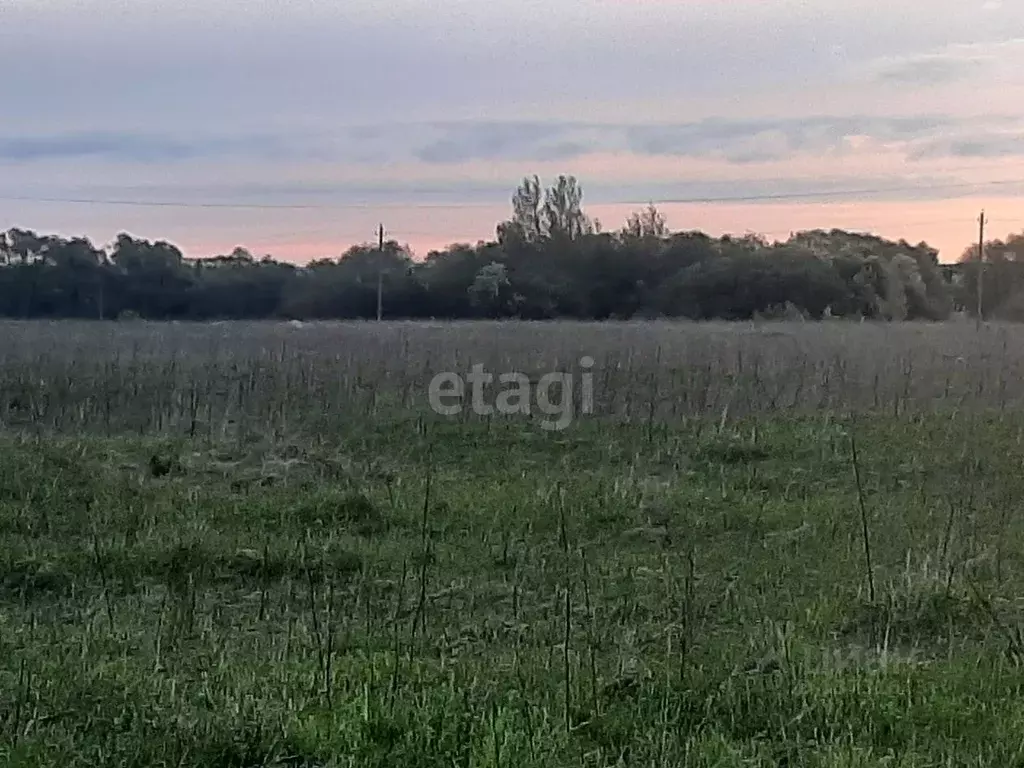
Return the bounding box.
[397,115,1007,165]
[6,1,1020,137]
[865,37,1024,87]
[412,122,572,164]
[911,135,1024,160]
[872,54,986,86]
[0,132,297,164]
[3,114,1018,169]
[622,117,904,161]
[949,137,1024,157]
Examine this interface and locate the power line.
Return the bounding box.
[624,179,1024,206]
[0,178,1022,211]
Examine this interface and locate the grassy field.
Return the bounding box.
[4,319,1024,766]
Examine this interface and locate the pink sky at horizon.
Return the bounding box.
[8,140,1019,266]
[182,195,1021,266]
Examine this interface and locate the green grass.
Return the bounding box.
[4,321,1024,765]
[4,412,1024,766]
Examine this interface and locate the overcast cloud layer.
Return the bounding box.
[3,0,1024,261]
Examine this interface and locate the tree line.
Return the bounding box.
[0,175,1009,321]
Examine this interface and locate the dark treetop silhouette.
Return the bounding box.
[0,176,1002,321]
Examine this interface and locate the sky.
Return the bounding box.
[2,0,1024,263]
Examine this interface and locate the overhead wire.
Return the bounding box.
[0,178,1021,211]
[2,181,1017,258]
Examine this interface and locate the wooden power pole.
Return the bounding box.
[976,211,986,330]
[376,223,385,321]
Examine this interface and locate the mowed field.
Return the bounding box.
[6,319,1024,766]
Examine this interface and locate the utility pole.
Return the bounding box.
[976,210,986,330]
[376,223,385,322]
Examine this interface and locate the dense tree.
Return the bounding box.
[786,230,951,320]
[418,243,493,317]
[187,251,295,319]
[497,174,593,247]
[468,262,515,318]
[622,204,669,241]
[0,177,979,322]
[957,233,1024,319]
[657,246,849,320]
[111,234,194,318]
[278,240,422,319]
[500,175,545,245]
[542,175,593,243]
